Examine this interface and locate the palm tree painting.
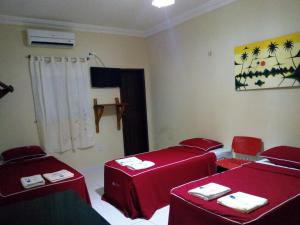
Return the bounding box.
[234,32,300,90]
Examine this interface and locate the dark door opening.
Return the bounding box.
[120,69,149,156]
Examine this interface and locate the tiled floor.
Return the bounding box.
[81,166,169,225]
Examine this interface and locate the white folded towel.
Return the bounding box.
[115,157,142,166]
[217,192,268,213]
[21,174,45,189]
[127,160,155,170]
[43,169,74,183]
[188,183,231,201]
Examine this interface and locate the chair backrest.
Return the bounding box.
[232,136,262,156]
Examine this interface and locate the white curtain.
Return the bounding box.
[29,56,94,153]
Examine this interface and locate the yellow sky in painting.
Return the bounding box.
[235,32,300,54]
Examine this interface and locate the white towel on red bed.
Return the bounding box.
[20,174,45,189]
[217,192,268,213]
[188,182,231,200]
[43,169,74,183]
[127,160,155,170]
[115,157,142,166]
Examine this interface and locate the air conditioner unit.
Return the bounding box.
[27,29,75,48]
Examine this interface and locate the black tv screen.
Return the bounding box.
[90,67,121,87]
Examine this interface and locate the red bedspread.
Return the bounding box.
[0,156,90,205]
[169,162,300,225]
[103,146,216,219]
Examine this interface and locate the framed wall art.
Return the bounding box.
[234,32,300,90]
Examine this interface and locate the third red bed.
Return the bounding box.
[169,161,300,225]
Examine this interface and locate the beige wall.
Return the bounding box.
[146,0,300,149]
[0,24,153,170]
[1,0,299,170]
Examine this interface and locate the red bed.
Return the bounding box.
[0,156,90,205]
[103,145,217,219]
[169,162,300,225]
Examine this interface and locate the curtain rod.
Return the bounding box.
[26,53,106,66]
[26,55,90,60]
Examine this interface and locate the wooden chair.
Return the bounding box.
[216,136,262,170]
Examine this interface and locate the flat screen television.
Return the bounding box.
[90,67,121,87]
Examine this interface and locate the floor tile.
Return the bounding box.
[149,206,169,225]
[132,221,156,225]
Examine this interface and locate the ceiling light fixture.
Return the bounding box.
[152,0,175,8]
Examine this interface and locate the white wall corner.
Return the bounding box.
[144,0,238,37]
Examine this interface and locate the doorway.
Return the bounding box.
[120,69,149,156]
[90,67,149,156]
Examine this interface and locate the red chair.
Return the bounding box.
[216,136,262,170]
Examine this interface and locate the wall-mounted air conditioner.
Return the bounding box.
[27,29,75,48]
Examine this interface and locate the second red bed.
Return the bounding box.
[103,145,217,219]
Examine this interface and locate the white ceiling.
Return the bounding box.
[0,0,237,37]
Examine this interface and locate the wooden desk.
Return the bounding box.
[0,190,110,225]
